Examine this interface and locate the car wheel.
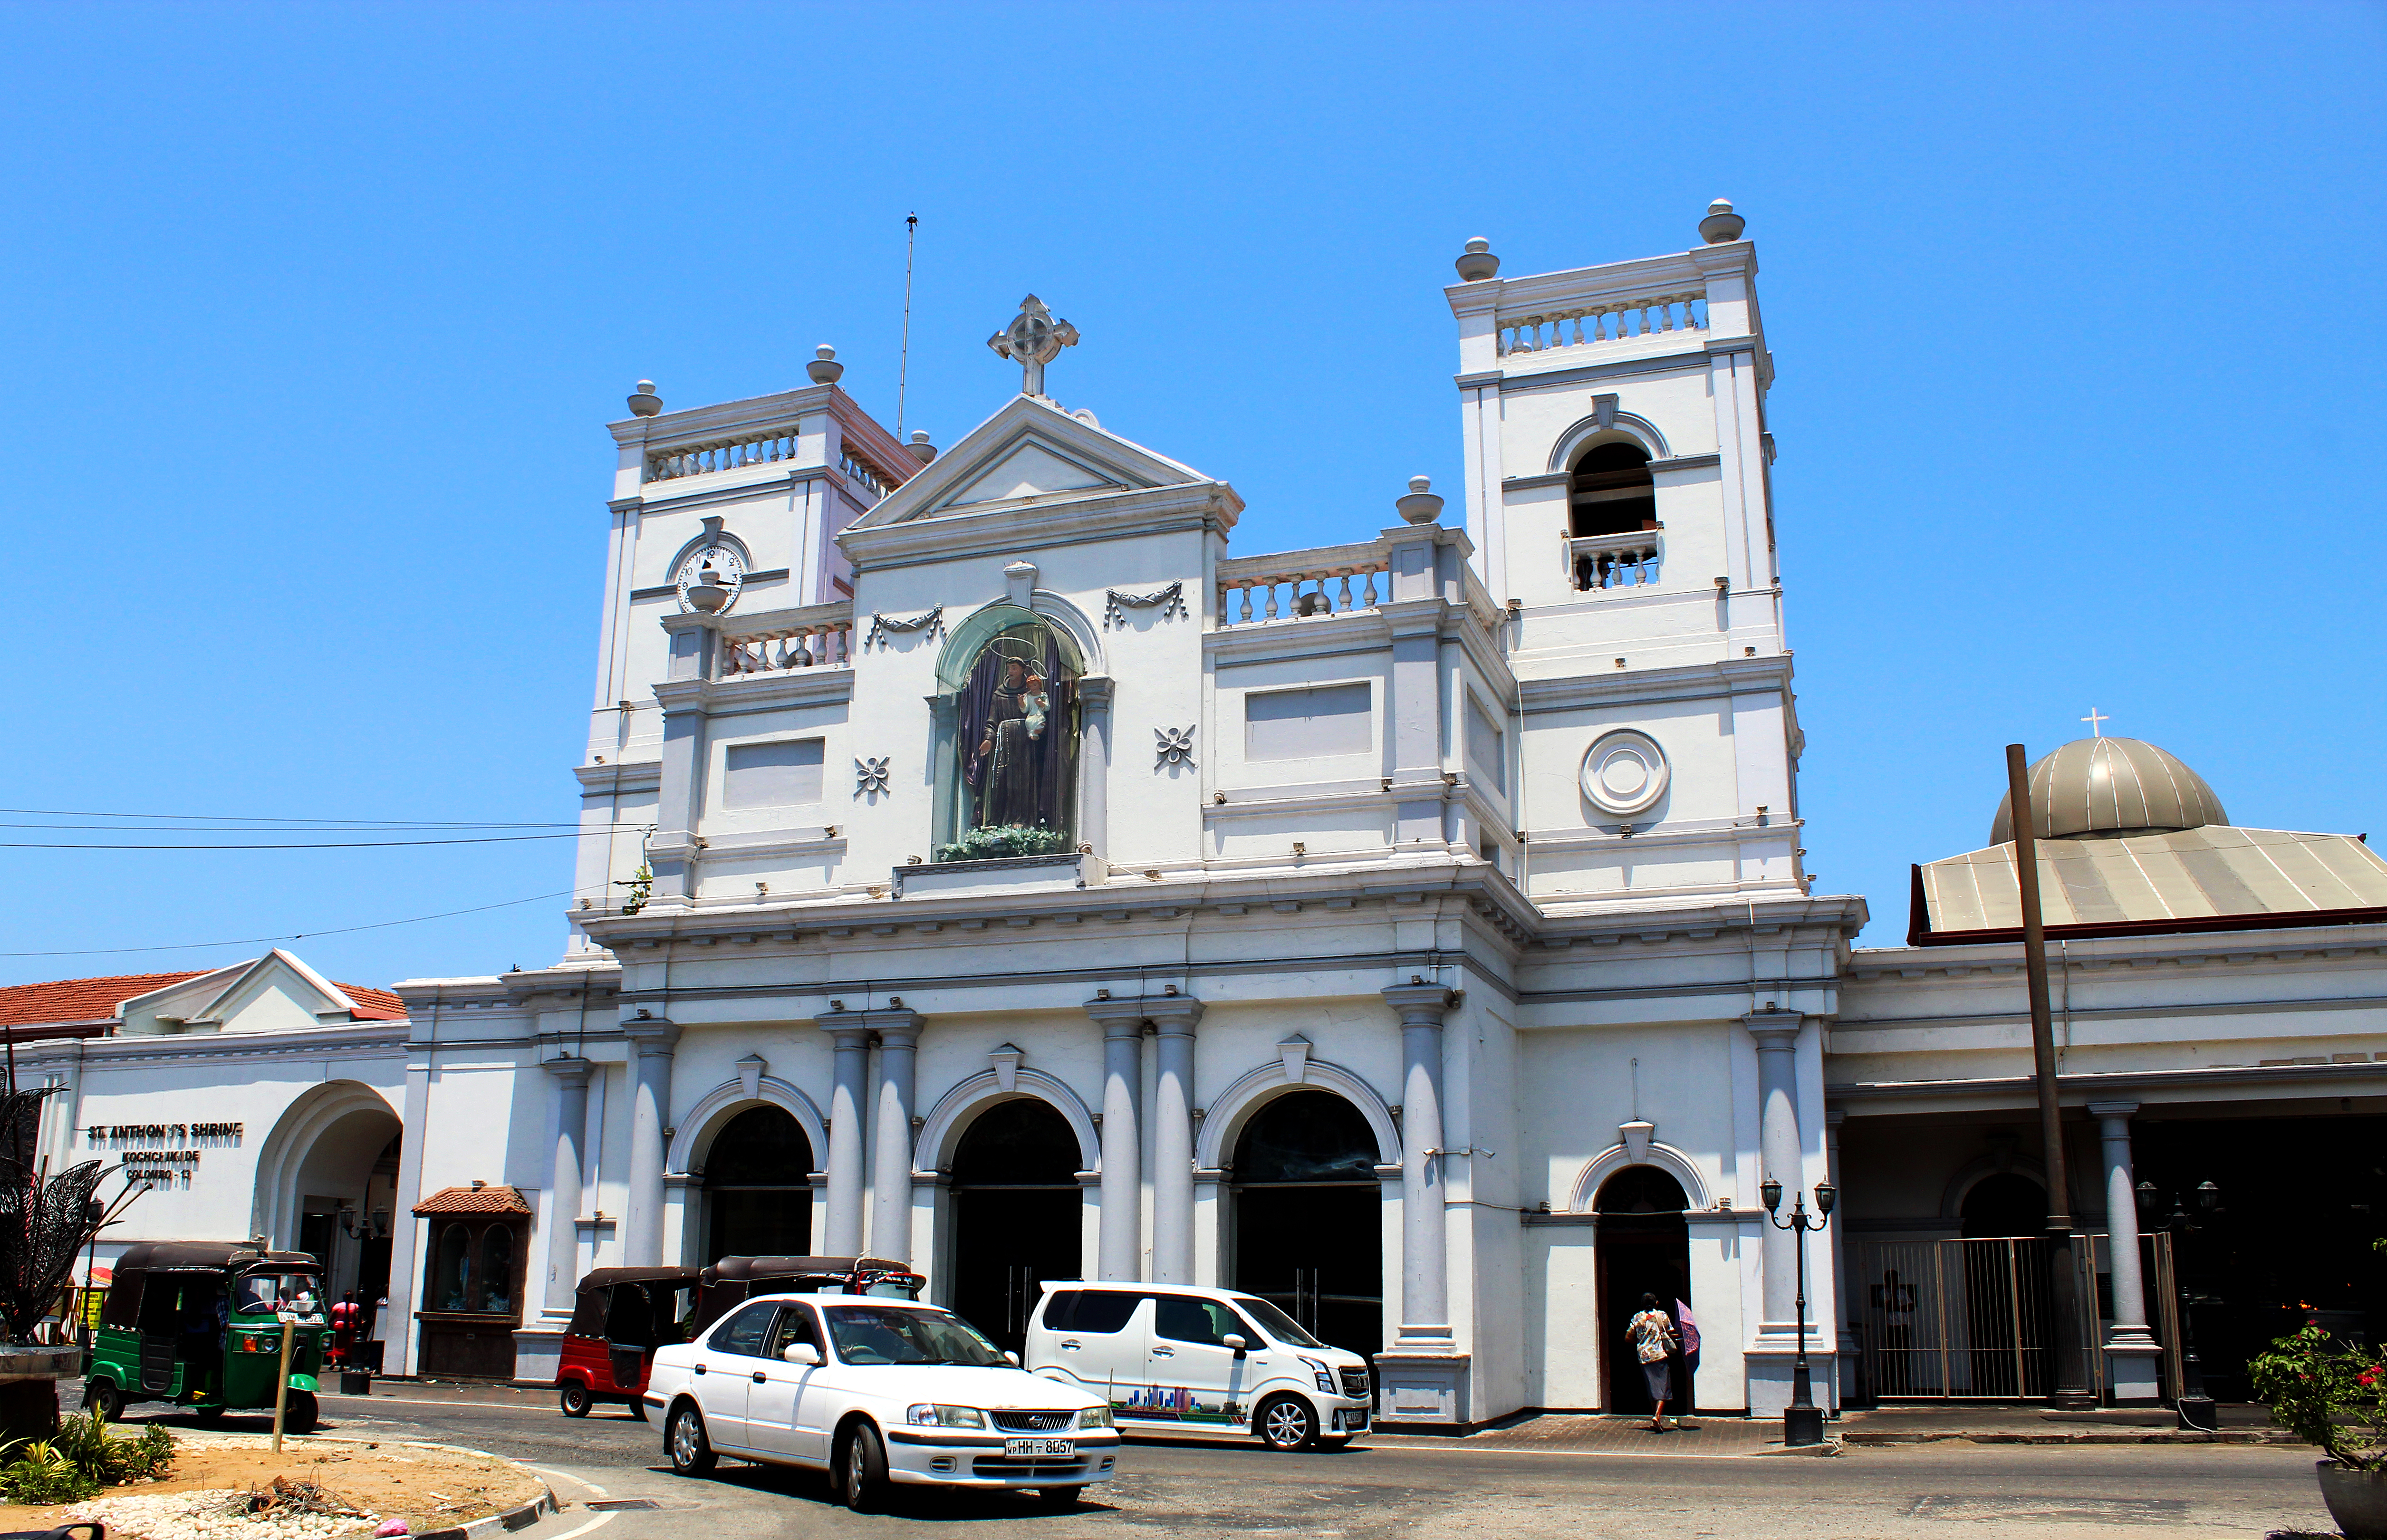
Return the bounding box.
[668,1403,717,1476]
[841,1423,888,1512]
[82,1381,124,1422]
[283,1391,319,1435]
[1038,1485,1084,1508]
[1257,1394,1318,1452]
[559,1381,591,1418]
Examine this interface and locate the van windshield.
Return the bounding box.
[824,1305,1009,1367]
[1230,1295,1324,1349]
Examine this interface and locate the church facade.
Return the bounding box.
[388,202,1854,1426]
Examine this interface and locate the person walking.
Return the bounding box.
[1627,1292,1679,1433]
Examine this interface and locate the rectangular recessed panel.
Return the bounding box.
[1466,696,1504,783]
[1245,684,1370,761]
[722,739,824,808]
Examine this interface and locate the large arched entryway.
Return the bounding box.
[254,1082,404,1308]
[1594,1164,1690,1414]
[1957,1171,2051,1397]
[703,1105,814,1261]
[1230,1089,1383,1360]
[948,1098,1083,1354]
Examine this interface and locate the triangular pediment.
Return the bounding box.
[848,394,1220,529]
[944,440,1122,507]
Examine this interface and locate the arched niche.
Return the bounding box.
[915,1069,1101,1175]
[1565,1141,1713,1213]
[1545,413,1671,474]
[1196,1058,1401,1174]
[1936,1155,2050,1227]
[667,1076,828,1177]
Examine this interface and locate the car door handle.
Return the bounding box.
[752,1370,767,1383]
[1060,1339,1082,1350]
[693,1364,706,1375]
[1151,1347,1174,1357]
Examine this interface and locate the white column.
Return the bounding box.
[1077,675,1114,860]
[1149,1002,1201,1285]
[1749,1019,1803,1328]
[867,1011,922,1264]
[822,1025,872,1256]
[1383,984,1454,1347]
[621,1016,680,1266]
[2091,1099,2162,1400]
[1096,1016,1142,1280]
[540,1056,593,1319]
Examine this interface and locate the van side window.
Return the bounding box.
[1154,1294,1244,1347]
[708,1301,778,1357]
[1040,1290,1084,1331]
[1068,1291,1145,1334]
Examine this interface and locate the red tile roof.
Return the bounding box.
[0,968,410,1028]
[414,1184,532,1218]
[0,972,207,1028]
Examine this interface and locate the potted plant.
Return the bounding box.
[2248,1321,2387,1539]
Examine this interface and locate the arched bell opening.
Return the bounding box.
[1227,1089,1384,1361]
[947,1097,1084,1354]
[1593,1164,1690,1414]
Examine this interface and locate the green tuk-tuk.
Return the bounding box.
[84,1243,328,1431]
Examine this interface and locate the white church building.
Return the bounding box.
[24,202,2379,1426]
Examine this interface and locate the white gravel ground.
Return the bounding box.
[54,1487,379,1540]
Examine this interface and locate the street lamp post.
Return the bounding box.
[2135,1178,2222,1432]
[1762,1175,1836,1447]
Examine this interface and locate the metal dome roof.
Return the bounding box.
[1990,737,2228,844]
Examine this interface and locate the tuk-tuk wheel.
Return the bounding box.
[283,1391,319,1435]
[82,1381,123,1423]
[559,1381,591,1418]
[193,1405,227,1425]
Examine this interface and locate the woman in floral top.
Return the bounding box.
[1627,1293,1678,1432]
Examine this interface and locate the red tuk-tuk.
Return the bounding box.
[557,1267,698,1419]
[693,1254,923,1331]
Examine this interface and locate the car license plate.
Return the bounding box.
[1004,1438,1075,1458]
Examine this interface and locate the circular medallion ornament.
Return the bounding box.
[674,543,746,615]
[1580,730,1669,818]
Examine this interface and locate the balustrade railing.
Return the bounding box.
[1498,294,1706,358]
[1217,544,1390,628]
[1568,529,1662,591]
[839,452,889,497]
[714,616,855,678]
[645,428,804,483]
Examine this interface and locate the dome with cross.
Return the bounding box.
[1989,735,2228,844]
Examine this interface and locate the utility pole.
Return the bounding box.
[896,213,918,438]
[2007,742,2094,1407]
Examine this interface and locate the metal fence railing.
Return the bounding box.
[1856,1234,2166,1402]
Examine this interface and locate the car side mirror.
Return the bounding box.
[781,1342,820,1366]
[1004,1350,1021,1367]
[1222,1334,1248,1357]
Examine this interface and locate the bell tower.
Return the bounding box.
[1446,202,1804,900]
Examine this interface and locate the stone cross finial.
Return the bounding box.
[988,294,1079,397]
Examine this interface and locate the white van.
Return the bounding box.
[1024,1282,1372,1451]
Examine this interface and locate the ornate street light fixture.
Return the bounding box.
[1763,1176,1836,1446]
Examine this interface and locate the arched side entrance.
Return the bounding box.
[947,1097,1084,1354]
[1594,1165,1690,1415]
[251,1081,404,1302]
[702,1106,814,1261]
[1229,1089,1384,1361]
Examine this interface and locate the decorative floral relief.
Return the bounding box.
[1155,724,1197,768]
[865,606,944,650]
[1105,580,1187,627]
[855,757,891,796]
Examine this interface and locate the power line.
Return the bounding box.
[0,831,630,851]
[0,807,597,828]
[0,821,650,834]
[0,887,601,959]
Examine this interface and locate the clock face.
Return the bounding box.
[674,545,747,614]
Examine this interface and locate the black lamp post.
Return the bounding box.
[1762,1175,1837,1447]
[2135,1177,2222,1431]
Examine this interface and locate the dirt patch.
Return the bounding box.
[0,1436,546,1540]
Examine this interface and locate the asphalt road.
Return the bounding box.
[107,1388,2343,1540]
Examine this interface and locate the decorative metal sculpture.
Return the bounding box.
[1155,724,1197,768]
[1105,580,1187,627]
[865,606,944,650]
[987,296,1080,397]
[855,756,891,796]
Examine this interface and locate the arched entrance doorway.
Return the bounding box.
[1594,1165,1690,1414]
[1230,1090,1383,1360]
[703,1105,814,1261]
[1958,1171,2051,1396]
[255,1082,404,1309]
[948,1098,1082,1354]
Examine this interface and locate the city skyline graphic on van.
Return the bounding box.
[1117,1383,1244,1425]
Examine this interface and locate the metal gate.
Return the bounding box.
[1858,1236,2115,1400]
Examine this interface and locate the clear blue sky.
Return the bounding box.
[3,2,2380,989]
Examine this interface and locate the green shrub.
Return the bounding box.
[0,1441,102,1505]
[933,824,1071,862]
[2247,1324,2386,1471]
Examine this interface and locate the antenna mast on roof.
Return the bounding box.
[896,213,918,438]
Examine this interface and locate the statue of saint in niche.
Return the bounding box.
[950,625,1077,857]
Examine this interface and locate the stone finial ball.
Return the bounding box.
[1396,475,1446,525]
[1454,238,1500,283]
[626,380,663,417]
[807,345,845,385]
[1699,199,1746,244]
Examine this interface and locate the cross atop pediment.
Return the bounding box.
[988,295,1079,397]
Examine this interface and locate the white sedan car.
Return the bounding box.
[646,1292,1121,1510]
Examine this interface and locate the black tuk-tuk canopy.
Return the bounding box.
[702,1255,905,1284]
[113,1243,318,1275]
[566,1266,700,1345]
